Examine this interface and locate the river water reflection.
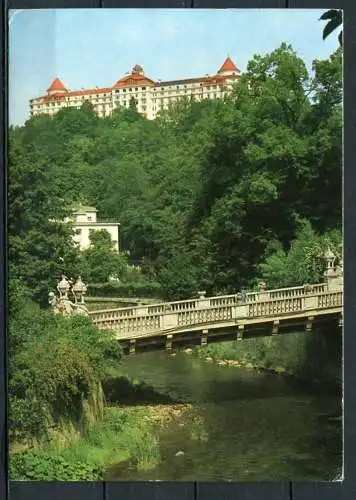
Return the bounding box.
[107,350,342,481]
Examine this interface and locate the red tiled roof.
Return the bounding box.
[113,73,156,88]
[207,74,240,84]
[47,77,67,92]
[218,57,239,73]
[32,62,240,103]
[69,87,112,97]
[33,87,113,102]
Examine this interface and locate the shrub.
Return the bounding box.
[87,281,163,299]
[9,287,122,443]
[9,450,103,481]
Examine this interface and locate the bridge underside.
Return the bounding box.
[117,311,342,354]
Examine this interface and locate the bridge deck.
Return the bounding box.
[89,283,342,346]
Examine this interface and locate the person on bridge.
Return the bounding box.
[241,288,247,304]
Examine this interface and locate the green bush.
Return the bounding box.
[10,450,103,481]
[258,221,342,289]
[87,281,163,299]
[9,287,122,443]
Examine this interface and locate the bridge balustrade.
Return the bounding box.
[317,291,342,309]
[177,306,233,327]
[90,284,342,340]
[248,297,303,318]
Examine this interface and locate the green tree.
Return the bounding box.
[157,251,199,301]
[8,135,80,303]
[129,96,138,111]
[320,10,343,46]
[259,221,342,288]
[79,229,129,283]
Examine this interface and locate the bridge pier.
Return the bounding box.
[305,316,314,332]
[166,334,173,350]
[237,324,244,341]
[129,338,136,354]
[201,329,208,346]
[272,320,279,335]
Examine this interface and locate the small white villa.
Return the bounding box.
[69,205,120,251]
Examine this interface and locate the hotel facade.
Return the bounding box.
[29,57,240,120]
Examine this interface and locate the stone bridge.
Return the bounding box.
[89,280,343,353]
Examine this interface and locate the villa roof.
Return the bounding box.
[72,205,98,213]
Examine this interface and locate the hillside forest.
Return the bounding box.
[9,43,342,304]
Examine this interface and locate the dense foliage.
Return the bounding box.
[9,279,122,443]
[86,282,162,299]
[9,44,342,301]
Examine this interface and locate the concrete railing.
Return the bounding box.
[89,282,328,322]
[90,287,343,340]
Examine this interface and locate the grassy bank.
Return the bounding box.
[194,328,342,387]
[10,403,194,481]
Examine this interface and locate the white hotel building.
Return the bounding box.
[29,57,240,120]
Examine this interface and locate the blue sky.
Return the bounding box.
[9,8,340,126]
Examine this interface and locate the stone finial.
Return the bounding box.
[324,248,336,269]
[258,281,267,291]
[57,275,70,299]
[72,276,87,303]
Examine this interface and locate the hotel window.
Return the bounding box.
[142,87,146,90]
[123,89,127,92]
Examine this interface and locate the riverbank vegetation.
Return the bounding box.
[195,328,342,389]
[10,407,161,480]
[8,278,192,480]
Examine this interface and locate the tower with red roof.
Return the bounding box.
[47,77,68,96]
[217,57,240,76]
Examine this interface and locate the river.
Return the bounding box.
[106,349,342,481]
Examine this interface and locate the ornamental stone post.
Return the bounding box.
[323,248,343,292]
